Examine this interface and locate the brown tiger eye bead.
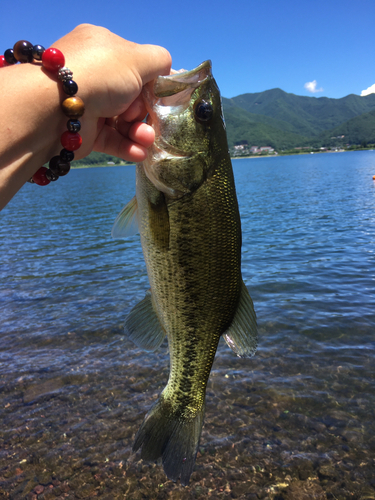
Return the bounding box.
[13,40,33,63]
[61,96,85,118]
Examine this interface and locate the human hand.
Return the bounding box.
[53,24,172,162]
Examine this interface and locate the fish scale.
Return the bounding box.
[112,60,257,485]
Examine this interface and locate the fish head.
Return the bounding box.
[141,60,228,199]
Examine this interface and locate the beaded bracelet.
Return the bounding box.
[0,40,85,186]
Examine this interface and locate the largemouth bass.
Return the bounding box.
[112,61,257,485]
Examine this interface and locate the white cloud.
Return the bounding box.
[304,80,323,93]
[361,84,375,96]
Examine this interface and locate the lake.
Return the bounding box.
[1,151,375,499]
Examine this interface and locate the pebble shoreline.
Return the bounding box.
[1,329,374,500]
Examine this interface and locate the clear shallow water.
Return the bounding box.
[1,152,375,499]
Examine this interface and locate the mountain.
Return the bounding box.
[222,103,308,150]
[320,109,375,145]
[222,89,375,149]
[73,89,375,167]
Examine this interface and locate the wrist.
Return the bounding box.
[0,62,64,167]
[2,42,86,186]
[0,41,87,207]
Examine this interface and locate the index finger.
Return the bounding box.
[132,44,172,86]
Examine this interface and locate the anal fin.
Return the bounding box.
[223,281,257,357]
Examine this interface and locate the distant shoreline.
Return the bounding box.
[231,149,348,160]
[71,148,372,169]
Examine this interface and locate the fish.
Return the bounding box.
[112,60,257,485]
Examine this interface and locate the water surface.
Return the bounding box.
[1,151,375,499]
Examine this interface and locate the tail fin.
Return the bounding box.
[133,396,205,485]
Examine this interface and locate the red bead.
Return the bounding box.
[42,48,65,73]
[0,55,10,67]
[61,131,82,151]
[32,167,51,186]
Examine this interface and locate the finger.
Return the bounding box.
[105,92,148,134]
[121,95,148,122]
[103,118,154,148]
[105,98,147,132]
[128,122,155,147]
[93,123,149,162]
[105,116,118,129]
[122,141,149,162]
[134,44,172,85]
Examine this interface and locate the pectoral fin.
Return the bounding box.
[223,281,257,358]
[125,290,166,351]
[111,196,139,239]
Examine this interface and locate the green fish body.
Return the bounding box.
[112,61,257,485]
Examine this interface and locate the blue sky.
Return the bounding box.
[1,0,375,99]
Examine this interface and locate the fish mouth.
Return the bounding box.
[153,60,212,98]
[143,61,212,158]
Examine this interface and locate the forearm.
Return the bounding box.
[0,25,172,211]
[0,63,66,209]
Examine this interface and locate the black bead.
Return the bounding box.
[57,162,70,176]
[49,156,61,174]
[13,40,33,63]
[60,149,74,162]
[46,169,59,182]
[62,79,78,96]
[4,49,17,65]
[32,44,45,61]
[67,119,81,133]
[49,155,71,176]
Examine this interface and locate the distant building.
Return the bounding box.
[230,144,277,156]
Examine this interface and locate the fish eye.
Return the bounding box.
[194,100,213,123]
